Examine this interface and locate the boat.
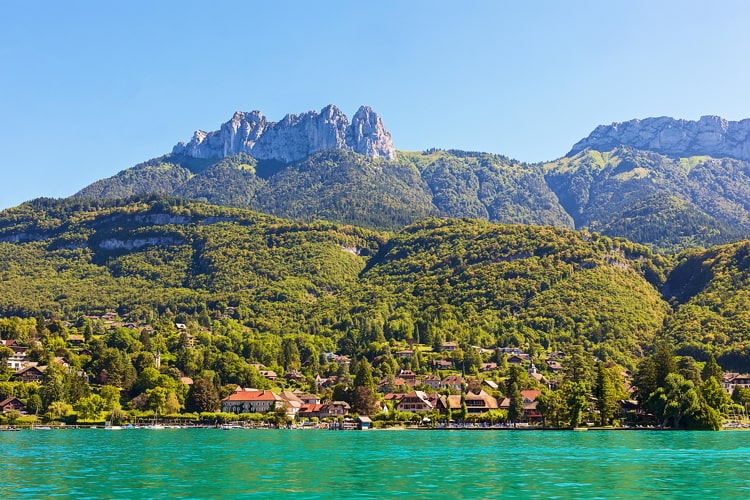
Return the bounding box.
[104,412,124,430]
[143,410,165,429]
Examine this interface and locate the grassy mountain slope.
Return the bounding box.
[74,149,573,232]
[399,150,573,228]
[544,148,750,251]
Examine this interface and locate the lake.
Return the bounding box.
[2,429,749,498]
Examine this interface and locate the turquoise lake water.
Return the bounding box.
[2,429,749,499]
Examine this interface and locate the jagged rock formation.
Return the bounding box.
[569,115,750,161]
[172,104,396,162]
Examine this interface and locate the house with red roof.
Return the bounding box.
[221,389,283,414]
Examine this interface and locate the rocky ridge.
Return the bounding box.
[568,115,750,161]
[172,104,396,162]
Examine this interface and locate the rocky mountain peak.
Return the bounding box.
[569,115,750,161]
[172,105,395,162]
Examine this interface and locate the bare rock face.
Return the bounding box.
[346,106,397,160]
[569,116,750,161]
[173,105,396,162]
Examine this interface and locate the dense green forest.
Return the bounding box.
[3,195,750,367]
[0,197,673,365]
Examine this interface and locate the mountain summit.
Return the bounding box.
[568,115,750,161]
[172,104,396,162]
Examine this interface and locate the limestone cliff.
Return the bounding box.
[173,105,396,162]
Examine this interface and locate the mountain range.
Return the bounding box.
[4,106,750,368]
[73,106,750,251]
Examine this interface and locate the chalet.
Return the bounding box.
[396,391,434,413]
[4,342,29,371]
[440,342,458,352]
[397,369,417,386]
[278,392,304,417]
[326,401,350,417]
[440,375,465,391]
[221,390,282,414]
[395,349,414,358]
[175,323,188,330]
[521,390,543,423]
[498,390,543,423]
[480,362,498,372]
[323,353,351,366]
[284,370,306,382]
[298,404,326,419]
[180,377,194,386]
[0,397,26,413]
[13,364,46,383]
[315,375,338,389]
[295,393,320,405]
[430,359,453,370]
[723,373,750,394]
[6,352,28,371]
[547,360,563,372]
[465,390,499,414]
[507,354,531,365]
[259,370,278,381]
[298,401,350,419]
[67,334,85,347]
[421,374,441,390]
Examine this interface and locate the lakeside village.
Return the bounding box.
[1,313,750,431]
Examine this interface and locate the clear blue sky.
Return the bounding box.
[2,1,749,209]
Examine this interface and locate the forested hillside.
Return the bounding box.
[0,197,676,368]
[74,146,750,252]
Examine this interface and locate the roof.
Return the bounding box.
[222,390,281,402]
[14,365,46,376]
[357,416,372,423]
[465,390,498,408]
[441,375,464,384]
[278,391,304,403]
[521,390,541,402]
[299,403,325,413]
[0,397,24,407]
[445,395,462,409]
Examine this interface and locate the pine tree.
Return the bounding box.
[594,363,615,426]
[508,382,524,427]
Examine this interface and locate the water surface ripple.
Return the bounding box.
[2,429,749,499]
